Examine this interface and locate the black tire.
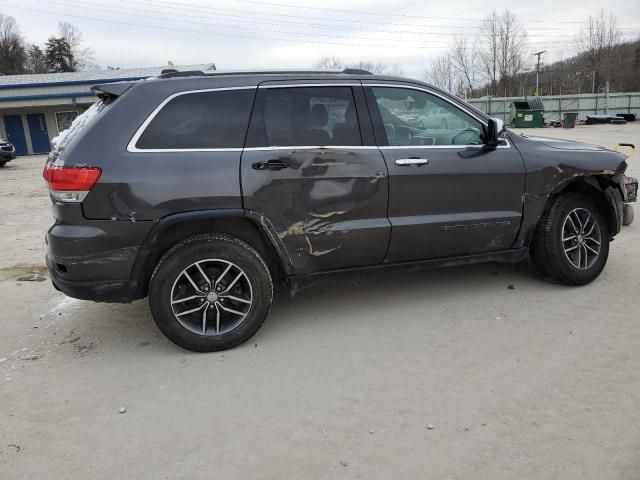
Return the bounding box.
[531,192,610,285]
[0,162,7,168]
[149,234,273,352]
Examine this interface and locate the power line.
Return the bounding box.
[0,3,455,49]
[202,0,639,25]
[26,0,453,46]
[95,0,640,29]
[97,0,612,32]
[36,0,585,44]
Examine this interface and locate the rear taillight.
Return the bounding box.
[43,164,101,203]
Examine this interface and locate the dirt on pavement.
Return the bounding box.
[1,124,639,479]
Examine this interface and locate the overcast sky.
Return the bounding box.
[2,0,639,78]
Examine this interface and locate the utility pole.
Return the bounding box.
[533,50,546,96]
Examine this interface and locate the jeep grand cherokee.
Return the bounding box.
[43,69,636,352]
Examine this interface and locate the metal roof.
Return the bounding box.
[0,64,216,87]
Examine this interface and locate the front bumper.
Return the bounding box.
[0,150,16,161]
[623,203,634,226]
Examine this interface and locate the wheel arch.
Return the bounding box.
[130,209,294,299]
[518,174,624,249]
[541,175,623,240]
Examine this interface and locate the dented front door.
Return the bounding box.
[241,83,390,274]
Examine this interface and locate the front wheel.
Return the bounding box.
[531,193,610,285]
[149,234,273,352]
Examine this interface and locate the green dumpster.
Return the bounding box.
[510,97,545,128]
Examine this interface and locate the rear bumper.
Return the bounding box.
[45,202,153,302]
[47,255,137,302]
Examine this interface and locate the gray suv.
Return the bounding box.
[43,69,636,351]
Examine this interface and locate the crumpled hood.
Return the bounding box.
[523,135,610,152]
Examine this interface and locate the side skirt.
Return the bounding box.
[286,247,529,292]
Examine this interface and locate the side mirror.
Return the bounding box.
[483,117,505,148]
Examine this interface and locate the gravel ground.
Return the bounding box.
[1,124,639,479]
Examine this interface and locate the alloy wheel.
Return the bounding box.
[561,208,602,270]
[170,259,253,335]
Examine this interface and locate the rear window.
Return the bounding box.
[135,89,255,150]
[49,101,107,165]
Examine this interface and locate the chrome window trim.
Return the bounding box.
[127,82,509,153]
[243,145,377,151]
[127,86,257,153]
[377,139,510,150]
[257,83,361,88]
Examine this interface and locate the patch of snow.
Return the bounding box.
[49,101,105,167]
[49,295,82,313]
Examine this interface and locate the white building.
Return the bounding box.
[0,64,215,155]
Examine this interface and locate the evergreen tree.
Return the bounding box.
[44,37,75,73]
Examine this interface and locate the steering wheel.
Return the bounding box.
[451,128,480,145]
[384,122,396,143]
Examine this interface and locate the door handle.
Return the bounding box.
[395,158,429,167]
[252,159,290,171]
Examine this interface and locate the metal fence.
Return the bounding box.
[467,92,640,125]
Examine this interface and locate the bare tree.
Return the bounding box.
[386,62,404,76]
[58,22,94,70]
[25,44,47,73]
[497,10,527,95]
[348,60,388,74]
[478,11,500,96]
[314,56,345,70]
[576,9,622,92]
[424,55,460,93]
[313,57,400,75]
[478,10,527,96]
[449,36,477,95]
[0,14,27,74]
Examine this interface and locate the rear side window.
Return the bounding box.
[135,89,255,150]
[246,87,362,147]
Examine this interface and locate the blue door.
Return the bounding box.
[27,113,50,154]
[3,115,28,155]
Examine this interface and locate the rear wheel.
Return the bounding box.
[0,162,7,168]
[531,193,610,285]
[149,234,273,352]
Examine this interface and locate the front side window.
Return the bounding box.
[370,87,483,147]
[136,89,255,149]
[249,87,362,147]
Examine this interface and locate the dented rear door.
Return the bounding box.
[241,81,390,274]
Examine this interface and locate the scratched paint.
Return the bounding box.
[305,236,341,256]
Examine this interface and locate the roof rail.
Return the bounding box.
[342,68,373,75]
[159,70,205,79]
[157,68,374,79]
